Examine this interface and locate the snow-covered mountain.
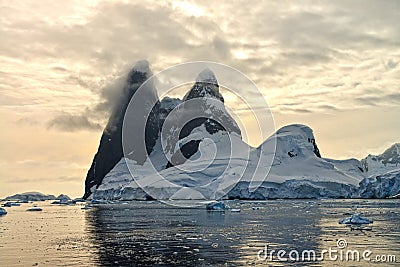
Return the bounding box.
[257,124,364,185]
[226,124,365,199]
[354,144,400,199]
[93,122,369,200]
[361,143,400,177]
[85,60,399,201]
[4,192,56,201]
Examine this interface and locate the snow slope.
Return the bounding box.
[227,124,364,199]
[362,143,400,177]
[255,124,364,186]
[94,123,367,200]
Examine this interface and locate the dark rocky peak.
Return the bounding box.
[183,68,224,102]
[105,60,154,134]
[83,60,159,199]
[163,69,241,168]
[126,60,152,85]
[159,97,182,121]
[196,68,218,84]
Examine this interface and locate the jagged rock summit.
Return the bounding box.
[164,68,241,168]
[362,143,400,176]
[195,68,218,84]
[83,60,159,199]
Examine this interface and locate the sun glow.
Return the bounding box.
[172,1,204,17]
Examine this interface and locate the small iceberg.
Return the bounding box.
[231,209,241,212]
[3,202,20,207]
[3,202,12,207]
[27,207,42,212]
[339,213,373,225]
[51,199,70,205]
[206,201,230,211]
[0,207,7,215]
[50,194,72,205]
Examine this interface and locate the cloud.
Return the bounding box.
[3,175,82,184]
[355,92,400,107]
[385,59,399,70]
[317,104,339,111]
[51,66,68,72]
[1,0,400,198]
[47,113,102,132]
[92,75,127,114]
[1,0,399,124]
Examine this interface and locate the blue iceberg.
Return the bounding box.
[339,213,373,225]
[206,201,230,211]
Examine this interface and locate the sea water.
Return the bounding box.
[0,199,399,266]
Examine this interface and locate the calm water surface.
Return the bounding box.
[0,199,399,266]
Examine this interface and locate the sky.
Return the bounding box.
[0,0,399,198]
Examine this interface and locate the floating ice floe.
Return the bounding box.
[27,207,43,212]
[3,202,20,207]
[206,201,229,211]
[339,213,373,225]
[230,209,241,212]
[51,199,70,205]
[0,207,7,215]
[81,204,92,210]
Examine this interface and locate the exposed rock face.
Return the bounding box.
[159,97,182,127]
[164,68,241,168]
[183,68,223,102]
[83,60,160,199]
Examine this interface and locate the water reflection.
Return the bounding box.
[316,199,400,267]
[85,203,240,265]
[85,200,325,266]
[2,199,397,266]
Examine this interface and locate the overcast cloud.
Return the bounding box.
[0,0,399,197]
[1,0,399,129]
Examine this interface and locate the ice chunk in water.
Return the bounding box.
[27,207,43,212]
[0,207,7,215]
[206,201,229,211]
[339,213,373,225]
